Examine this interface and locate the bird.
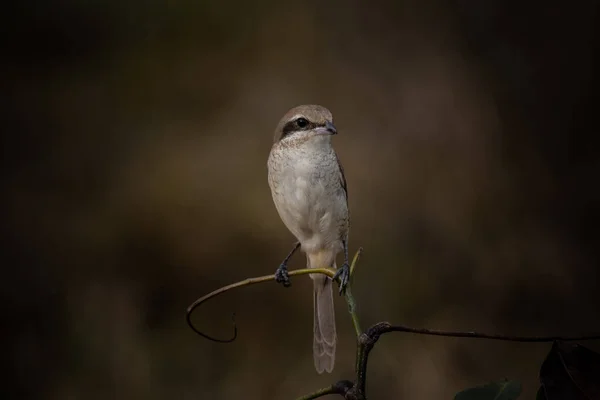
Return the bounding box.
[267,104,350,374]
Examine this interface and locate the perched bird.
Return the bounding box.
[267,105,350,374]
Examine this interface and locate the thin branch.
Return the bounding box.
[351,321,600,397]
[345,248,363,338]
[366,322,600,342]
[349,247,362,278]
[186,249,600,400]
[295,381,354,400]
[186,267,335,342]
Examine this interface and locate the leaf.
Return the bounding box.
[538,341,600,400]
[454,379,522,400]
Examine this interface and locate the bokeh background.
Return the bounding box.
[4,0,599,398]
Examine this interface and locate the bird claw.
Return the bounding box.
[333,263,350,295]
[274,264,291,287]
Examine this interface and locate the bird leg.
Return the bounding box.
[333,240,350,295]
[274,242,300,287]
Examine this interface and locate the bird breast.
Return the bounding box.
[268,143,347,253]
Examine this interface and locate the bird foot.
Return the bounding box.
[333,262,350,295]
[274,264,291,287]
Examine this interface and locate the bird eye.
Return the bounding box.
[296,118,308,128]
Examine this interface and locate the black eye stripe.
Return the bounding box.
[282,118,318,137]
[282,121,298,137]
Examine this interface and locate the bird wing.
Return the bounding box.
[334,151,348,204]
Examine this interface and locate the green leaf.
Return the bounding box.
[454,379,521,400]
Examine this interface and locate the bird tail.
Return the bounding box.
[308,251,336,374]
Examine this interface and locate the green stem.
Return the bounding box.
[345,248,364,375]
[345,248,364,338]
[345,286,362,338]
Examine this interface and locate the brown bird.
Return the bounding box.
[267,105,350,373]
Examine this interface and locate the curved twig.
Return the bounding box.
[186,267,336,342]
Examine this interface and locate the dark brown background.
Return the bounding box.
[4,0,599,398]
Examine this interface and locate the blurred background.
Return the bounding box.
[4,0,599,398]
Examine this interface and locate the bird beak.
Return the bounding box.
[325,121,337,134]
[315,121,337,135]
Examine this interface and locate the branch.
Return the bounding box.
[186,267,336,342]
[366,323,600,342]
[351,322,600,398]
[186,248,600,400]
[295,381,354,400]
[345,248,363,338]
